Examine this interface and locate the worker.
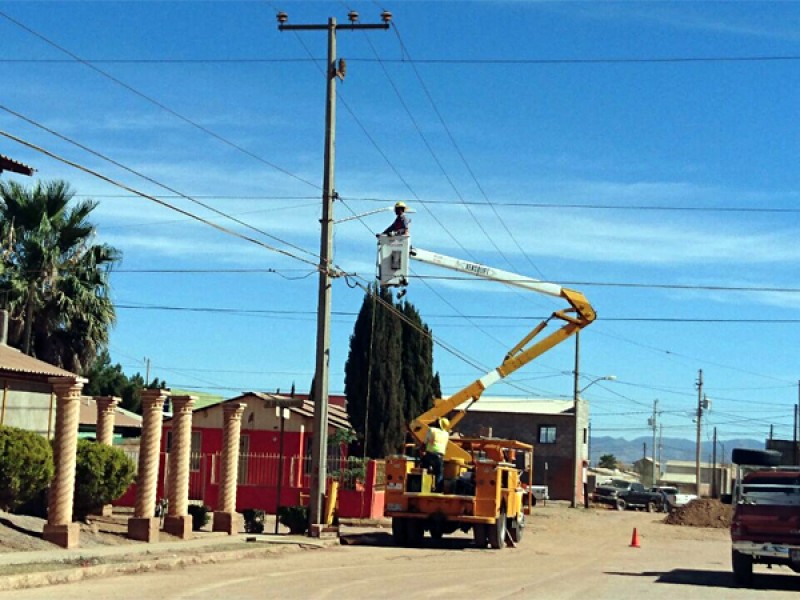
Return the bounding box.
[377,201,410,237]
[422,417,449,492]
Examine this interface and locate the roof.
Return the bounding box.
[0,154,35,176]
[466,397,574,415]
[175,391,353,430]
[79,397,143,429]
[0,343,79,379]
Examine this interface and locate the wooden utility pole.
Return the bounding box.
[695,369,703,497]
[277,9,391,533]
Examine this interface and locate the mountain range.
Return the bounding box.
[589,436,765,466]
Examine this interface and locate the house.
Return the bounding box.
[78,396,142,441]
[454,396,588,502]
[0,335,79,437]
[660,459,733,497]
[159,391,354,512]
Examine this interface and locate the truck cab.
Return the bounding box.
[725,448,800,586]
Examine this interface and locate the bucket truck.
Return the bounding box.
[376,234,596,548]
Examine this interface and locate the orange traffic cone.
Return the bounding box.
[629,527,641,548]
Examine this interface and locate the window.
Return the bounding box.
[538,425,557,444]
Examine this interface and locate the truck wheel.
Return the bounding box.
[731,448,781,467]
[488,510,507,549]
[392,518,408,546]
[615,499,627,511]
[732,550,754,586]
[508,513,524,543]
[646,501,656,513]
[407,519,424,547]
[472,523,488,548]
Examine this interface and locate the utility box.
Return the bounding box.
[376,234,410,287]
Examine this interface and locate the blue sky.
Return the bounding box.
[2,1,799,448]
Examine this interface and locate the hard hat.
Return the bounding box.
[438,417,450,429]
[394,201,407,210]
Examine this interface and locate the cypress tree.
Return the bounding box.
[344,286,436,458]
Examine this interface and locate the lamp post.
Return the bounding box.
[276,9,390,533]
[572,371,616,508]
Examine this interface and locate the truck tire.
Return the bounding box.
[615,499,627,511]
[472,523,488,548]
[391,518,408,546]
[508,513,524,543]
[731,448,781,467]
[406,519,425,547]
[488,510,507,549]
[646,501,657,513]
[732,550,754,586]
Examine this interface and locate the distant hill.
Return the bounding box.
[590,436,765,466]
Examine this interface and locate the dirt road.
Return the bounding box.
[4,504,799,599]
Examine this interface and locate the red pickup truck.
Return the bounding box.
[725,448,800,586]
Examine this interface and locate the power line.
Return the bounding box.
[5,54,800,65]
[0,105,322,263]
[0,130,321,269]
[0,10,320,190]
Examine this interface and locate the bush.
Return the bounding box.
[0,425,54,512]
[73,439,136,520]
[188,504,211,531]
[242,508,265,533]
[277,505,309,535]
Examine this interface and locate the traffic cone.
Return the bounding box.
[629,527,641,548]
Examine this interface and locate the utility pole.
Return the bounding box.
[572,331,580,508]
[276,9,391,533]
[712,426,718,499]
[695,369,703,497]
[649,399,658,487]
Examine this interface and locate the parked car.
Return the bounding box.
[650,486,698,512]
[592,479,664,512]
[723,448,800,586]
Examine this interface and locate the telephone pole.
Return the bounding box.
[276,9,391,533]
[695,369,703,496]
[649,399,658,487]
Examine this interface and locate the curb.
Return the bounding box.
[0,537,339,592]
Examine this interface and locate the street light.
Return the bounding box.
[572,373,616,508]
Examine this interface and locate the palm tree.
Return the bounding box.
[0,179,120,372]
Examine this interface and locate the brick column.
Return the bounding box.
[43,378,85,548]
[212,402,245,534]
[164,395,196,538]
[128,388,170,542]
[94,396,121,516]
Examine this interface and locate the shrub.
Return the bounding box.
[277,505,309,535]
[0,425,54,512]
[188,504,211,531]
[242,508,265,534]
[73,439,136,520]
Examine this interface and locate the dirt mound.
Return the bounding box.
[664,498,732,528]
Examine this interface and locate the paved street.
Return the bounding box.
[3,505,798,599]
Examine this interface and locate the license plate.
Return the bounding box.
[791,549,800,562]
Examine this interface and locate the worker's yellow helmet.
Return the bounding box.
[395,201,407,210]
[438,417,450,429]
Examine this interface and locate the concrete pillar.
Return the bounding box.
[128,388,170,542]
[213,401,245,534]
[94,395,120,446]
[43,378,85,548]
[164,395,196,538]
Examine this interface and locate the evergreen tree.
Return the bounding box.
[344,286,437,458]
[83,350,167,414]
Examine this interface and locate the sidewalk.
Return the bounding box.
[0,522,341,593]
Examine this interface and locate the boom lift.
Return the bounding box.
[376,234,596,548]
